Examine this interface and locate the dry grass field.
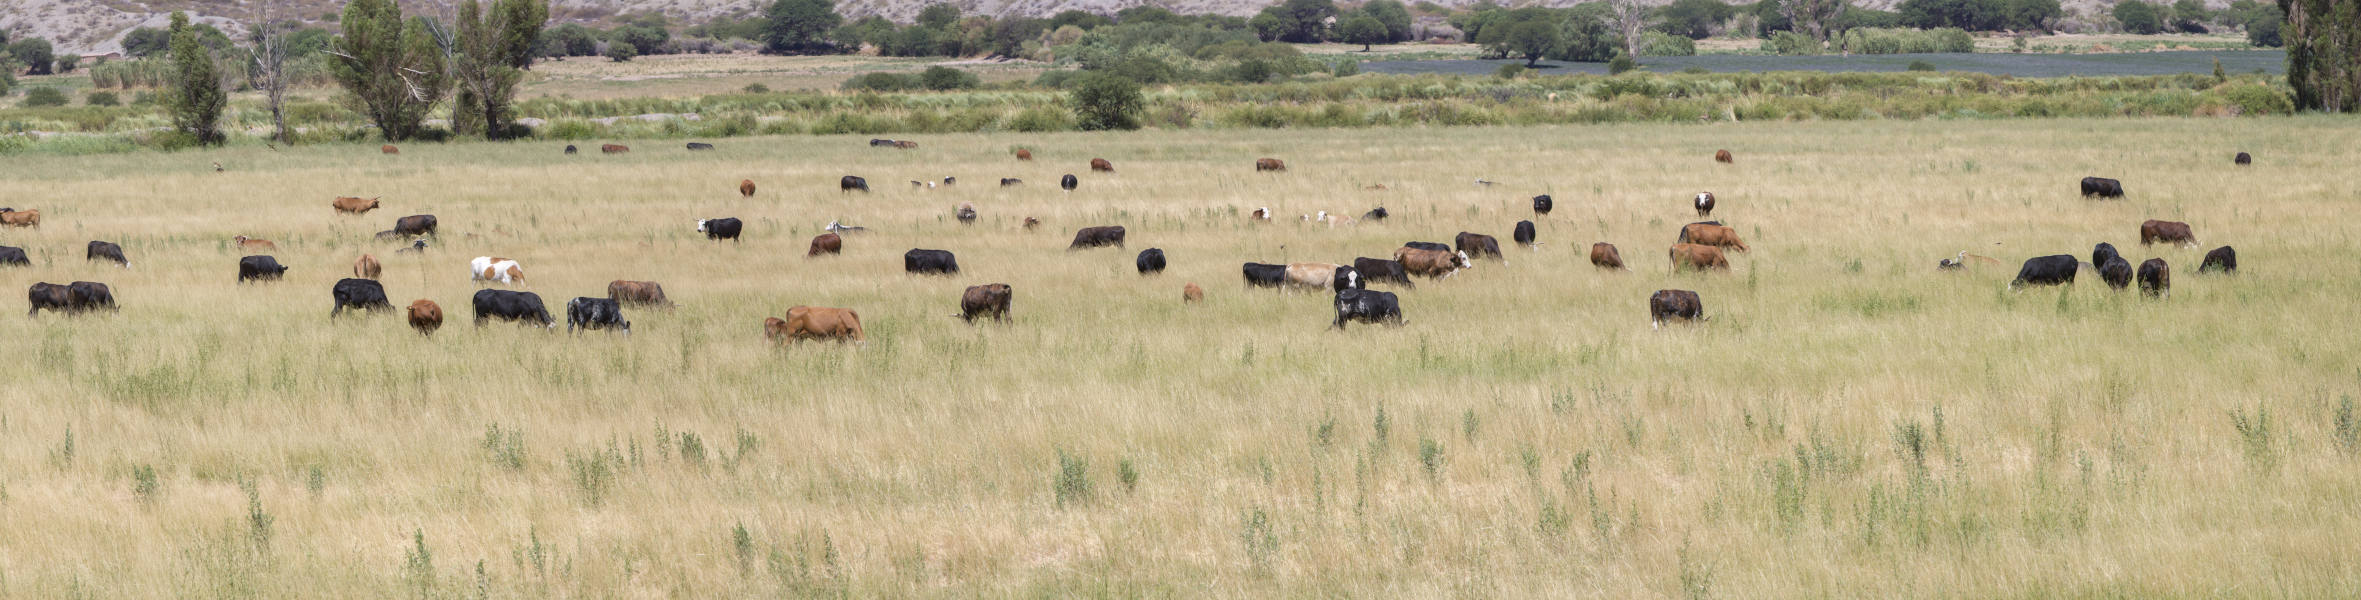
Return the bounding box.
[1,116,2358,597]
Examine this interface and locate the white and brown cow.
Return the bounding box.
[470,256,525,285]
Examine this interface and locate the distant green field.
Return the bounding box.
[1364,50,2287,77]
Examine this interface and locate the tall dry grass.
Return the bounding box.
[0,117,2356,597]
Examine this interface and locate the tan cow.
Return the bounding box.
[1183,282,1204,303]
[1590,243,1627,270]
[332,197,381,214]
[608,280,671,306]
[354,254,382,279]
[381,145,399,155]
[1395,247,1471,279]
[233,235,278,251]
[780,306,864,342]
[1284,263,1353,291]
[0,209,39,228]
[1678,223,1749,252]
[1670,243,1730,271]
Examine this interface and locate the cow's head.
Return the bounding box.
[1454,251,1473,269]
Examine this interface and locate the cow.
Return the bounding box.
[2200,246,2237,273]
[2080,177,2124,198]
[1352,258,1414,288]
[470,256,525,285]
[1242,263,1289,288]
[1456,232,1505,263]
[330,278,392,317]
[894,140,918,149]
[697,217,744,242]
[395,215,437,237]
[566,297,631,334]
[333,197,381,214]
[1395,247,1470,279]
[397,240,429,254]
[1714,149,1733,163]
[1669,243,1729,272]
[869,139,896,147]
[1136,248,1166,274]
[905,249,959,275]
[2010,255,2080,289]
[607,280,671,307]
[1285,263,1361,292]
[87,241,129,268]
[564,145,578,155]
[1677,223,1749,252]
[1251,208,1271,221]
[381,145,399,154]
[27,283,71,316]
[1061,174,1078,191]
[1015,148,1033,160]
[1513,221,1537,248]
[2098,256,2133,289]
[1649,290,1704,329]
[1001,178,1023,187]
[2092,242,2121,268]
[473,289,554,327]
[1069,226,1125,250]
[956,203,977,225]
[1332,289,1403,330]
[407,300,442,335]
[959,284,1013,323]
[1591,243,1627,270]
[1256,158,1287,172]
[601,144,629,154]
[1,209,40,227]
[2140,220,2196,247]
[2138,258,2170,298]
[841,176,869,193]
[1090,158,1113,172]
[1362,206,1388,221]
[233,235,277,251]
[686,142,715,151]
[1533,195,1552,216]
[0,246,26,266]
[1183,282,1204,303]
[238,255,288,283]
[34,282,117,316]
[778,306,865,342]
[808,233,843,257]
[740,179,756,198]
[2234,152,2252,165]
[1403,241,1452,253]
[1695,192,1715,218]
[764,317,791,340]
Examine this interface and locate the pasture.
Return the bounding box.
[1,117,2358,596]
[1363,49,2287,77]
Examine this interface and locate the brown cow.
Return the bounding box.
[601,144,629,154]
[332,197,381,214]
[0,209,39,228]
[739,179,756,198]
[608,280,672,307]
[1015,148,1033,160]
[959,283,1013,323]
[233,235,278,251]
[807,233,843,257]
[893,140,918,149]
[1395,247,1470,279]
[763,317,792,341]
[407,300,442,335]
[1590,243,1627,270]
[1183,282,1204,303]
[1022,217,1041,231]
[1670,243,1730,271]
[781,306,865,342]
[1256,158,1287,172]
[1714,149,1733,163]
[1678,223,1749,252]
[381,145,399,155]
[1090,158,1113,172]
[2140,219,2196,247]
[354,254,382,279]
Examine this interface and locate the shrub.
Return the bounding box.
[2214,82,2293,115]
[918,66,981,90]
[841,72,920,91]
[1009,106,1074,132]
[2114,1,2164,34]
[1069,72,1144,131]
[86,91,119,106]
[1640,31,1696,57]
[1332,59,1361,77]
[605,42,638,62]
[1496,63,1527,79]
[21,87,69,107]
[1763,31,1822,55]
[743,83,770,93]
[1608,54,1638,75]
[1907,60,1937,71]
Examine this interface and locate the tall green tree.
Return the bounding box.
[764,0,845,54]
[1338,15,1389,51]
[8,38,53,75]
[2280,0,2361,111]
[453,0,548,139]
[1253,0,1337,43]
[1069,72,1143,131]
[328,0,449,141]
[165,12,226,145]
[1360,0,1415,41]
[2114,1,2164,34]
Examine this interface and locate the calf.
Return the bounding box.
[564,145,577,155]
[608,280,671,307]
[1361,206,1388,221]
[2081,177,2124,198]
[0,209,37,228]
[2010,254,2079,289]
[1352,257,1414,288]
[1242,262,1289,288]
[566,297,631,333]
[1069,226,1125,250]
[1090,158,1113,172]
[894,140,918,149]
[740,179,756,198]
[1332,289,1403,330]
[1533,194,1552,216]
[1649,290,1704,329]
[601,144,629,154]
[473,289,554,327]
[1714,149,1733,163]
[1000,178,1023,187]
[1256,158,1286,172]
[2199,246,2237,273]
[1669,243,1729,272]
[904,249,959,275]
[2234,152,2252,165]
[956,203,977,225]
[1455,232,1505,263]
[330,278,392,317]
[2140,220,2196,247]
[1183,282,1204,303]
[2138,258,2170,298]
[1513,221,1537,247]
[1695,192,1715,218]
[382,145,399,155]
[686,142,715,151]
[1677,223,1749,252]
[1285,263,1361,292]
[333,196,381,214]
[841,176,869,193]
[394,214,437,237]
[470,256,525,285]
[407,299,442,335]
[233,235,277,251]
[781,306,864,342]
[1136,248,1166,274]
[808,233,843,257]
[238,255,288,283]
[1591,243,1627,270]
[1015,148,1032,160]
[2098,256,2133,289]
[697,217,744,241]
[1251,208,1271,221]
[959,284,1013,323]
[0,246,27,266]
[1061,174,1078,191]
[1395,247,1470,279]
[354,254,382,279]
[87,241,129,268]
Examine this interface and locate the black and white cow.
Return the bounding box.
[566,297,631,333]
[1649,289,1703,328]
[697,217,743,241]
[1332,289,1403,329]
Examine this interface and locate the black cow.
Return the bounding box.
[1404,241,1451,253]
[1069,226,1125,250]
[2234,152,2252,165]
[0,245,27,266]
[1060,174,1078,191]
[1513,220,1537,247]
[473,289,554,327]
[2138,258,2170,298]
[28,281,117,316]
[566,297,631,333]
[394,214,437,237]
[1331,289,1402,330]
[1331,265,1365,292]
[1243,263,1288,288]
[1532,194,1552,216]
[841,176,869,193]
[2011,255,2080,289]
[238,255,288,282]
[87,241,128,267]
[1352,257,1414,288]
[330,278,391,317]
[1362,206,1388,221]
[686,142,715,151]
[1456,232,1505,262]
[2091,242,2120,267]
[868,138,896,147]
[1000,178,1022,187]
[904,249,959,275]
[1649,289,1703,328]
[2200,246,2237,273]
[69,282,115,312]
[697,217,743,241]
[564,145,578,155]
[1136,248,1166,274]
[2080,177,2124,198]
[2098,256,2133,289]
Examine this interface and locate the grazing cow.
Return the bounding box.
[1649,290,1704,329]
[1136,248,1166,274]
[1256,158,1287,172]
[2200,246,2237,273]
[473,289,554,327]
[686,142,715,151]
[601,144,628,154]
[1677,223,1749,252]
[564,145,577,155]
[566,297,631,333]
[1183,282,1204,303]
[1456,232,1505,263]
[330,278,391,317]
[27,281,116,316]
[697,217,744,241]
[1000,178,1023,187]
[233,235,277,251]
[2092,242,2121,268]
[781,306,865,342]
[2234,152,2252,165]
[407,300,442,335]
[1533,194,1552,216]
[470,256,526,285]
[894,140,918,149]
[1403,241,1452,253]
[1332,289,1403,330]
[1023,217,1042,231]
[1352,257,1414,288]
[0,209,40,227]
[1015,148,1033,160]
[2098,256,2133,289]
[740,179,756,198]
[1251,208,1271,221]
[841,176,869,193]
[1695,192,1715,218]
[808,233,843,257]
[2139,220,2196,247]
[607,280,671,306]
[869,139,896,147]
[71,282,117,313]
[1090,158,1113,172]
[0,246,27,266]
[1714,149,1733,163]
[904,249,959,275]
[826,220,865,235]
[333,197,381,214]
[1069,226,1126,250]
[763,317,791,340]
[1669,243,1730,272]
[959,284,1013,323]
[1395,247,1470,279]
[2010,255,2080,289]
[2080,177,2124,198]
[395,215,437,237]
[1280,263,1360,292]
[397,240,429,254]
[2138,258,2170,298]
[238,255,288,283]
[1362,206,1388,221]
[1513,221,1537,247]
[1591,242,1627,270]
[87,241,129,267]
[381,145,399,154]
[1061,174,1078,191]
[956,203,977,225]
[1243,263,1289,288]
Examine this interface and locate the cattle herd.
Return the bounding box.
[0,145,2253,344]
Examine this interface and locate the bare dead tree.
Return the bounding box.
[1609,0,1648,58]
[250,0,291,145]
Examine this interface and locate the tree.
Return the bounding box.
[764,0,844,54]
[2171,0,2210,31]
[124,28,172,57]
[327,0,450,141]
[249,8,293,145]
[605,41,637,61]
[2245,4,2283,46]
[8,38,53,75]
[1609,0,1648,59]
[1069,72,1143,131]
[1782,0,1848,41]
[2280,0,2361,111]
[2115,1,2164,34]
[917,4,961,30]
[1501,20,1560,66]
[1338,15,1389,51]
[56,54,78,73]
[543,23,598,56]
[1254,0,1338,43]
[1553,13,1620,61]
[1657,0,1736,39]
[453,0,547,140]
[2006,0,2062,31]
[1360,0,1415,41]
[165,13,226,145]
